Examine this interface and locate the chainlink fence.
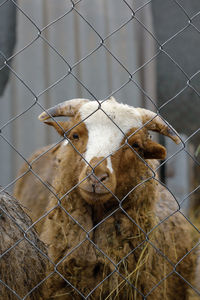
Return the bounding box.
[0,0,200,299]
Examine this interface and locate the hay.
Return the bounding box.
[0,191,47,300]
[44,197,198,300]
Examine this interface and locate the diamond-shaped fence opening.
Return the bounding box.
[0,0,200,299]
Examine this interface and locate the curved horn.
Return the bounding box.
[107,96,117,102]
[38,98,90,121]
[137,108,181,144]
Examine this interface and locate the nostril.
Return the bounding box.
[99,173,109,182]
[86,169,92,177]
[87,172,109,185]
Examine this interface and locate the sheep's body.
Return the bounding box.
[40,152,197,299]
[14,98,199,299]
[14,145,57,233]
[0,191,47,300]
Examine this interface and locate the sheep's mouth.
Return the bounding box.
[79,185,110,195]
[78,184,113,204]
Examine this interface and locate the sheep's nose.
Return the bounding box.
[90,173,109,193]
[86,171,109,184]
[97,173,109,183]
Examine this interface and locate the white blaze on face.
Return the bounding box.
[79,100,142,172]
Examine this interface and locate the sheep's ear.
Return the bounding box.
[44,120,69,136]
[143,139,166,160]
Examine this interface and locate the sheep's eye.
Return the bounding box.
[72,133,79,140]
[132,142,140,148]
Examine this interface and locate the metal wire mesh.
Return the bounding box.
[0,0,200,299]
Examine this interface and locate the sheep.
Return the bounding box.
[13,144,58,233]
[0,190,47,300]
[14,97,199,299]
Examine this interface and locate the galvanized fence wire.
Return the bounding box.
[0,0,200,299]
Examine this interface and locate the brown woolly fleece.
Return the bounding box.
[14,140,199,300]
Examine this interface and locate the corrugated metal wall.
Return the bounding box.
[0,0,156,189]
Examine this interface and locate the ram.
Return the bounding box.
[14,97,199,299]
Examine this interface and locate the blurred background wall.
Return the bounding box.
[152,0,200,215]
[0,0,156,186]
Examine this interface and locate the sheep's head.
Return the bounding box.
[38,98,180,205]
